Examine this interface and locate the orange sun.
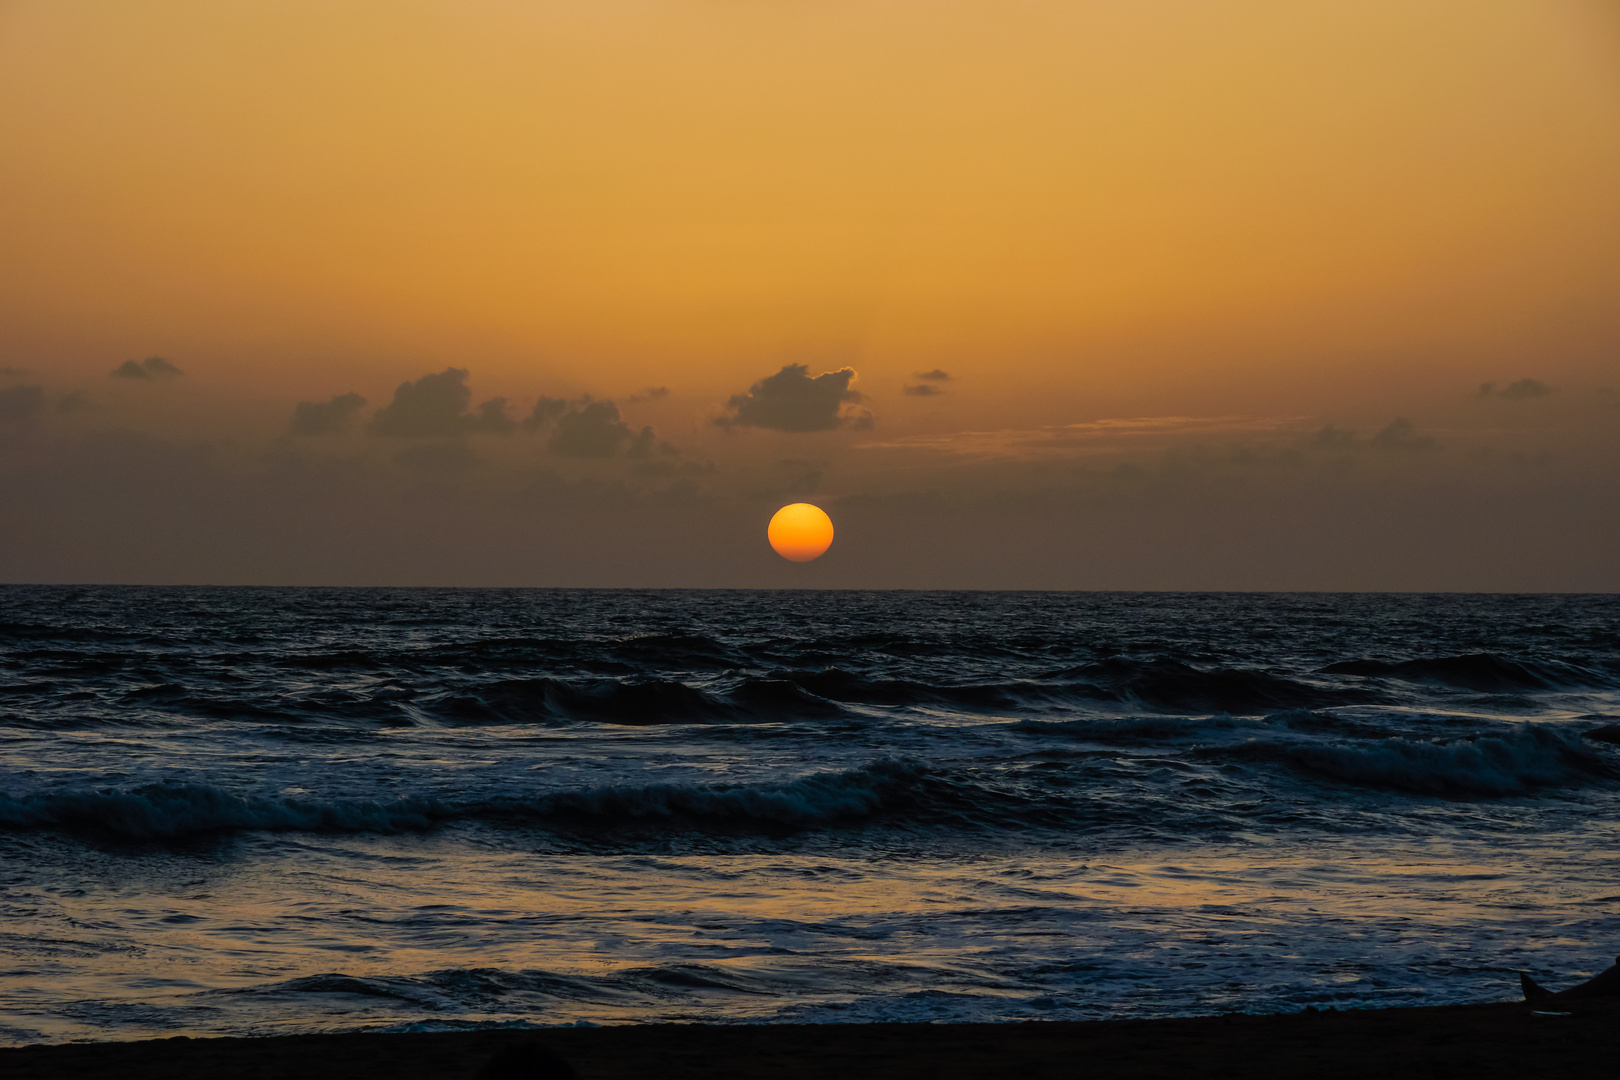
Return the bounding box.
[768,503,834,562]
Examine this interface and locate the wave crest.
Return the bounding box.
[1221,725,1613,797]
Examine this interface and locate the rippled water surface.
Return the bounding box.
[3,587,1619,1043]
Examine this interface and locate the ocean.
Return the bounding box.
[2,586,1618,1045]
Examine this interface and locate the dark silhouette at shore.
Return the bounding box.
[475,1041,578,1080]
[1521,956,1620,1010]
[5,1004,1620,1080]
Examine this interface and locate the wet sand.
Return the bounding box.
[3,1001,1616,1080]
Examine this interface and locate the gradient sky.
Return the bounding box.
[2,0,1618,589]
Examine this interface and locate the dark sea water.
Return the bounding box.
[3,587,1619,1044]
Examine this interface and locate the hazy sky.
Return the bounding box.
[2,0,1618,589]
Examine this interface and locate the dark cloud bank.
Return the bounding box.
[2,418,1617,590]
[5,362,1617,590]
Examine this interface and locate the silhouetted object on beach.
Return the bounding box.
[475,1041,578,1080]
[1521,957,1620,1009]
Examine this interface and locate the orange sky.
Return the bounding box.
[1,1,1618,587]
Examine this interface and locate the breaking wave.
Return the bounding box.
[1042,658,1373,713]
[1216,725,1615,797]
[0,759,968,840]
[1320,653,1615,692]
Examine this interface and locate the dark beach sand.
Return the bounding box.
[4,1002,1617,1080]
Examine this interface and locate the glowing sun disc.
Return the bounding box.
[768,503,834,562]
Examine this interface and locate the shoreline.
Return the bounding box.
[4,1000,1616,1079]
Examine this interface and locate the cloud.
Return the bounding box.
[289,392,367,435]
[369,368,511,437]
[905,369,951,394]
[371,369,470,436]
[1370,417,1438,452]
[522,396,677,459]
[627,386,670,403]
[858,415,1293,460]
[111,356,184,379]
[1479,378,1555,400]
[715,364,871,432]
[523,397,570,431]
[394,440,479,471]
[0,367,31,378]
[626,425,678,459]
[0,385,45,423]
[1311,425,1356,449]
[469,396,514,433]
[1500,378,1555,400]
[551,400,637,457]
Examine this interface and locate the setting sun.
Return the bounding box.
[768,503,835,562]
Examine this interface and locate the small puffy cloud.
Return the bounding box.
[0,385,45,423]
[372,368,469,436]
[370,368,510,437]
[111,356,184,379]
[523,396,570,430]
[524,395,679,459]
[394,440,479,471]
[1500,378,1554,400]
[1370,417,1437,453]
[289,392,367,435]
[914,369,951,382]
[1311,425,1356,449]
[627,386,670,403]
[1479,378,1555,400]
[715,364,871,432]
[469,397,514,433]
[552,400,635,457]
[626,424,679,459]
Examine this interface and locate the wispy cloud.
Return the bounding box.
[111,356,183,380]
[857,416,1304,460]
[1479,378,1555,401]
